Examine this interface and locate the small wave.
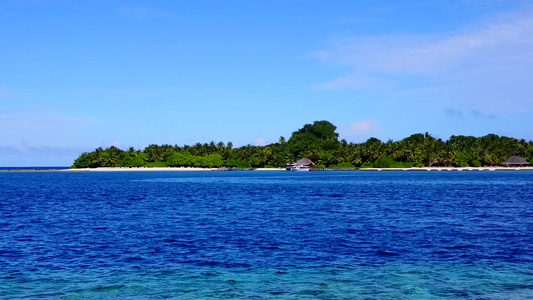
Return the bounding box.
[443,245,473,250]
[328,193,344,198]
[377,250,400,256]
[90,284,126,292]
[269,290,289,295]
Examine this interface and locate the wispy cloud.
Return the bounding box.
[445,108,497,119]
[119,6,170,20]
[445,108,463,118]
[22,140,91,155]
[71,88,179,98]
[339,121,382,140]
[471,110,496,119]
[0,142,91,156]
[0,107,98,127]
[335,17,368,24]
[313,10,533,114]
[253,138,267,146]
[0,145,21,155]
[0,87,17,98]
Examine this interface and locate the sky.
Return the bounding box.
[1,0,533,166]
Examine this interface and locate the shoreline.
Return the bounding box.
[61,167,220,172]
[356,167,533,172]
[1,166,532,173]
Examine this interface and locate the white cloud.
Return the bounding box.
[313,10,533,114]
[0,107,97,127]
[119,6,170,20]
[253,138,267,146]
[339,121,382,139]
[315,73,383,90]
[22,140,90,155]
[0,141,92,166]
[0,141,91,156]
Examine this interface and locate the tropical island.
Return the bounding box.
[72,121,533,169]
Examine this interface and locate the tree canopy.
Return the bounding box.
[72,121,533,169]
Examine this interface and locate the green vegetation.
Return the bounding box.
[72,121,533,169]
[368,156,413,168]
[330,162,356,168]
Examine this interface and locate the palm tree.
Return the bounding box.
[209,141,216,154]
[127,147,136,157]
[279,136,286,152]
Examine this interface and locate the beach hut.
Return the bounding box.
[502,156,530,167]
[295,158,314,166]
[286,158,314,171]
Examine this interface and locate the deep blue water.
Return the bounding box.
[0,171,532,299]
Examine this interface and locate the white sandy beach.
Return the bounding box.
[60,167,219,172]
[358,166,533,171]
[56,166,533,172]
[59,167,287,172]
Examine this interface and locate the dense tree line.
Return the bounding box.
[72,121,533,169]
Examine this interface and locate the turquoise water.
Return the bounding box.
[0,171,532,299]
[2,264,532,299]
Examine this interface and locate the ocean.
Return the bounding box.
[0,171,531,299]
[0,167,69,171]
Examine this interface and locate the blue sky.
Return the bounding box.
[1,0,532,166]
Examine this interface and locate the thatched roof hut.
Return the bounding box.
[294,158,314,166]
[286,158,315,171]
[503,156,530,167]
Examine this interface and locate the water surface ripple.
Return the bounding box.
[1,171,532,299]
